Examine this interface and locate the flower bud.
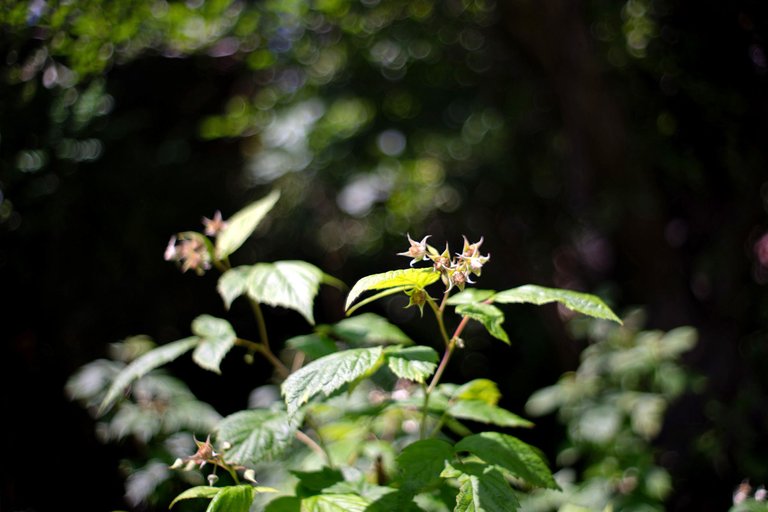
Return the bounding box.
[207,473,219,486]
[397,234,431,266]
[243,469,258,483]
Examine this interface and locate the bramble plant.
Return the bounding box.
[77,190,623,511]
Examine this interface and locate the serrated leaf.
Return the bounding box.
[281,347,384,415]
[191,315,236,374]
[493,285,622,324]
[445,462,520,512]
[396,439,455,493]
[454,433,557,489]
[446,289,497,305]
[332,313,413,346]
[169,486,221,508]
[345,268,440,311]
[216,409,299,466]
[206,485,254,512]
[455,303,509,344]
[386,346,439,383]
[218,266,250,309]
[99,337,198,415]
[453,379,501,405]
[286,333,338,360]
[448,400,533,428]
[300,493,370,512]
[246,261,327,324]
[215,189,280,260]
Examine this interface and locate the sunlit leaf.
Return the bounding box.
[191,315,236,374]
[300,493,370,512]
[493,285,622,324]
[216,409,299,466]
[455,303,509,344]
[385,346,439,383]
[454,432,557,489]
[169,486,221,509]
[442,461,520,512]
[332,313,413,346]
[217,266,250,309]
[99,337,198,415]
[206,485,254,512]
[345,268,440,311]
[281,347,384,415]
[215,189,280,260]
[448,400,533,428]
[453,379,501,405]
[246,260,328,324]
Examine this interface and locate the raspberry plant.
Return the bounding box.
[89,190,622,511]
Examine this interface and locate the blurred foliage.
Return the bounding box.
[66,336,220,508]
[519,311,698,511]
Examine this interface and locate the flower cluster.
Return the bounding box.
[397,234,490,292]
[163,211,228,275]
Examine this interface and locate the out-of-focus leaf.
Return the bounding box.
[191,315,237,374]
[286,333,338,360]
[218,266,251,309]
[99,336,198,415]
[281,347,384,415]
[493,285,622,324]
[332,313,413,346]
[448,400,533,428]
[453,379,501,405]
[215,189,280,260]
[446,289,496,305]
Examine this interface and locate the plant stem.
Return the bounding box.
[250,299,270,347]
[427,295,451,347]
[235,338,290,378]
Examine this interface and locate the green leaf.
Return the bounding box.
[216,409,299,466]
[332,313,413,346]
[265,497,301,512]
[300,493,370,512]
[286,333,338,360]
[455,303,509,344]
[448,400,533,428]
[292,467,344,493]
[385,346,439,383]
[443,462,520,512]
[99,337,198,415]
[453,379,501,405]
[281,347,384,415]
[446,289,496,305]
[218,266,250,309]
[396,439,455,493]
[191,315,236,374]
[169,486,220,509]
[493,285,622,324]
[454,432,557,489]
[345,268,440,311]
[215,189,280,260]
[206,485,254,512]
[246,260,327,324]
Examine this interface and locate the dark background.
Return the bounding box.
[3,0,768,510]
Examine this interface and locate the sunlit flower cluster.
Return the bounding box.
[397,233,490,292]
